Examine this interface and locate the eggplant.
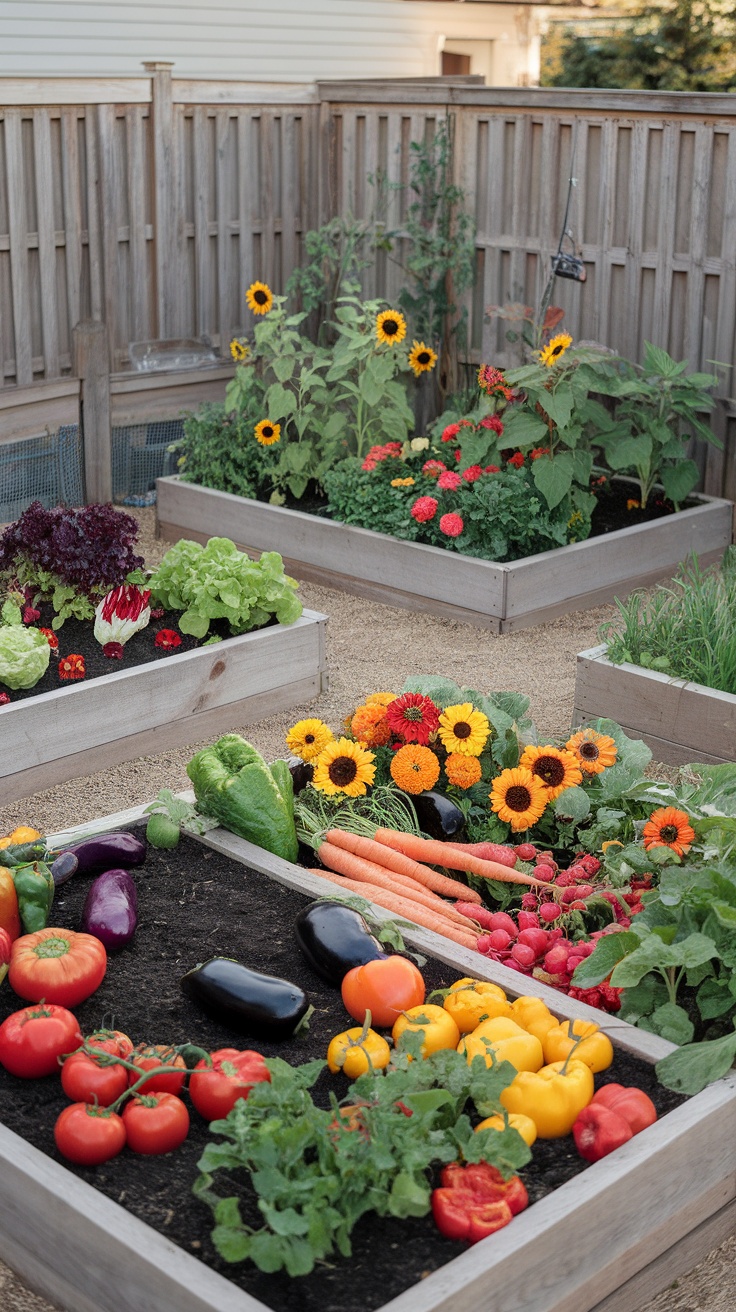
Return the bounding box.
[55,831,146,876]
[50,850,78,887]
[82,868,138,949]
[412,790,466,841]
[286,755,314,795]
[180,957,310,1038]
[295,899,387,986]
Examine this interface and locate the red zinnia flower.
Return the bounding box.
[439,512,464,537]
[441,422,461,443]
[410,496,438,523]
[462,465,483,483]
[155,629,182,650]
[59,654,86,681]
[454,448,462,462]
[38,628,59,651]
[385,692,441,745]
[479,414,505,435]
[507,452,525,468]
[437,470,462,491]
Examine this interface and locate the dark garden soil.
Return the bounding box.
[0,829,686,1312]
[0,608,274,705]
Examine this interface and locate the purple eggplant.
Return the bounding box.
[56,831,146,876]
[50,850,79,887]
[82,868,138,949]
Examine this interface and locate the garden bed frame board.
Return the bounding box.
[573,644,736,766]
[0,610,328,804]
[156,477,735,633]
[1,798,735,1312]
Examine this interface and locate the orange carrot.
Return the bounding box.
[308,870,480,951]
[372,827,548,887]
[324,828,483,903]
[317,842,478,929]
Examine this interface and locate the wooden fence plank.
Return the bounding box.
[32,109,59,377]
[125,106,148,344]
[237,108,254,323]
[60,107,83,335]
[145,62,174,339]
[3,109,33,384]
[83,108,103,323]
[95,103,120,365]
[192,105,211,339]
[216,108,232,355]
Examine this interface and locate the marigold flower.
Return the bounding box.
[154,629,182,651]
[245,281,273,315]
[565,728,618,774]
[386,691,441,746]
[422,459,446,477]
[437,703,489,756]
[59,653,86,681]
[390,477,415,488]
[366,691,398,708]
[38,628,58,650]
[643,807,696,857]
[462,465,483,483]
[390,743,441,795]
[312,738,376,797]
[507,452,525,468]
[410,496,438,524]
[286,718,334,762]
[489,767,548,832]
[627,498,641,510]
[351,703,392,747]
[519,744,582,800]
[445,753,482,789]
[479,414,505,434]
[439,512,464,537]
[437,470,462,491]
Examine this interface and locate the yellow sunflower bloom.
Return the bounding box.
[245,281,273,315]
[376,309,407,346]
[519,744,582,800]
[437,702,490,757]
[445,753,482,789]
[489,767,548,832]
[254,419,281,446]
[408,341,438,376]
[229,338,250,362]
[390,744,441,795]
[538,332,573,368]
[565,728,618,775]
[312,738,376,797]
[285,718,334,762]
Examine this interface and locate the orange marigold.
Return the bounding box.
[444,753,482,789]
[390,743,441,795]
[350,703,392,747]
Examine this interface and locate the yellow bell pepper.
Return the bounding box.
[510,996,559,1044]
[459,1016,544,1072]
[0,827,42,848]
[327,1024,391,1079]
[393,1004,460,1057]
[542,1019,614,1073]
[475,1112,538,1147]
[443,978,512,1033]
[500,1059,595,1138]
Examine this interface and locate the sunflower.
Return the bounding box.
[312,738,376,797]
[254,419,281,446]
[489,767,548,832]
[350,703,392,748]
[643,807,696,857]
[538,332,573,367]
[408,341,438,376]
[445,753,482,789]
[566,728,618,775]
[519,744,582,800]
[437,702,490,757]
[229,338,250,362]
[285,718,334,762]
[390,744,441,795]
[385,691,440,746]
[245,281,273,315]
[376,310,407,346]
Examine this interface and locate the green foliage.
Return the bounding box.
[148,537,302,638]
[175,403,269,500]
[602,549,736,695]
[193,1047,528,1276]
[285,215,379,331]
[0,625,51,690]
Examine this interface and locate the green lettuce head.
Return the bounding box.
[0,626,51,690]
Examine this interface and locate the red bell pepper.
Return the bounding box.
[573,1103,633,1162]
[432,1161,528,1243]
[591,1083,657,1134]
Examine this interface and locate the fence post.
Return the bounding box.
[74,321,112,504]
[144,60,175,340]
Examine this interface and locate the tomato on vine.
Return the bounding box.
[54,1103,126,1166]
[127,1044,186,1096]
[123,1092,189,1155]
[188,1049,271,1122]
[61,1051,129,1107]
[0,1004,82,1078]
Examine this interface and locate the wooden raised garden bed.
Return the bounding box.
[573,644,736,767]
[1,800,735,1312]
[0,611,327,804]
[156,476,734,633]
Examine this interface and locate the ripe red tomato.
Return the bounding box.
[86,1029,134,1060]
[341,957,426,1028]
[0,1004,82,1078]
[189,1048,271,1122]
[9,928,107,1008]
[128,1044,186,1096]
[54,1102,126,1166]
[61,1051,129,1107]
[123,1092,190,1155]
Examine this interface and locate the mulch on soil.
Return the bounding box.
[0,829,685,1312]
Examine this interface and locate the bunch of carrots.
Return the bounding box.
[309,827,549,953]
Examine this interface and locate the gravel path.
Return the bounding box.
[1,508,733,1311]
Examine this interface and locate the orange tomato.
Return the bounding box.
[9,928,107,1007]
[341,956,425,1028]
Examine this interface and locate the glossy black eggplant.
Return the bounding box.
[295,899,387,986]
[52,831,146,876]
[180,957,311,1038]
[412,790,466,841]
[286,755,314,795]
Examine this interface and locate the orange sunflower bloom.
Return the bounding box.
[350,703,392,747]
[489,767,548,832]
[643,807,696,857]
[390,744,441,795]
[445,753,482,789]
[519,744,582,800]
[565,728,617,775]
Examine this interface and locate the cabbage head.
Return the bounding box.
[0,626,51,690]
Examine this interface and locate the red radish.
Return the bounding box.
[455,902,495,930]
[554,870,577,887]
[535,865,556,883]
[569,900,587,911]
[487,929,513,952]
[578,855,601,876]
[511,943,536,968]
[488,912,518,938]
[514,843,537,861]
[572,884,594,900]
[517,928,550,957]
[535,853,558,870]
[444,841,517,869]
[517,911,540,931]
[539,903,562,924]
[544,944,571,975]
[520,893,539,911]
[476,935,494,955]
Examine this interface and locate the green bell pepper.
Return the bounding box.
[12,861,55,935]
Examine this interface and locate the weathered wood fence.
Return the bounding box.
[2,69,736,499]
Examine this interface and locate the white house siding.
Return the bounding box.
[0,0,544,85]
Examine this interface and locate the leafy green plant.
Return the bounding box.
[148,537,302,638]
[601,549,736,695]
[285,214,380,334]
[175,403,269,500]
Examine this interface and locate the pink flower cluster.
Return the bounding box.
[437,470,462,491]
[422,459,446,478]
[477,364,513,399]
[362,441,404,471]
[441,419,472,444]
[479,414,504,435]
[439,512,464,537]
[410,496,439,523]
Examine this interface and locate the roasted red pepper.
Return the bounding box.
[432,1161,528,1243]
